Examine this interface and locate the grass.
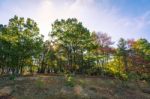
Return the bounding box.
[0,74,150,99]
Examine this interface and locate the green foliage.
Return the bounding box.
[78,79,85,87]
[86,66,102,75]
[9,74,16,80]
[117,38,128,72]
[64,72,75,87]
[36,77,45,89]
[0,16,150,82]
[140,73,150,81]
[127,72,140,81]
[51,18,92,73]
[0,15,43,75]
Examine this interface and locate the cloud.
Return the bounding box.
[0,0,150,41]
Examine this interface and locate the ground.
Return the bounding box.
[0,74,150,99]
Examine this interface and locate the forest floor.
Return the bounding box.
[0,74,150,99]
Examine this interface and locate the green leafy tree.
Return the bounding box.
[117,38,128,72]
[0,15,43,75]
[50,18,92,73]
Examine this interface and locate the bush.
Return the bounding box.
[86,67,103,76]
[140,73,150,81]
[64,73,75,87]
[115,72,128,80]
[36,77,45,89]
[104,68,128,80]
[9,74,16,80]
[127,72,140,81]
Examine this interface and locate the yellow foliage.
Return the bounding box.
[105,57,125,76]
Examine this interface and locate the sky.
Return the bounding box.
[0,0,150,43]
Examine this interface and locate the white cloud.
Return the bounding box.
[1,0,150,41]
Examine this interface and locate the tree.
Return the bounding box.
[117,38,128,72]
[128,38,150,74]
[38,40,58,73]
[50,18,92,73]
[0,15,43,75]
[90,32,114,75]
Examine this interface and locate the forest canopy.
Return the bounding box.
[0,15,150,80]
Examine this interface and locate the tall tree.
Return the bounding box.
[50,18,92,73]
[0,15,43,75]
[117,38,128,72]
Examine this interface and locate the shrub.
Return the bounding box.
[127,72,140,81]
[140,73,150,81]
[9,74,16,80]
[36,77,45,89]
[64,73,75,87]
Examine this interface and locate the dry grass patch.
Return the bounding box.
[0,75,150,99]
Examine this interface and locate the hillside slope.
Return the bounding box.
[0,75,150,99]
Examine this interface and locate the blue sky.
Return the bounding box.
[0,0,150,43]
